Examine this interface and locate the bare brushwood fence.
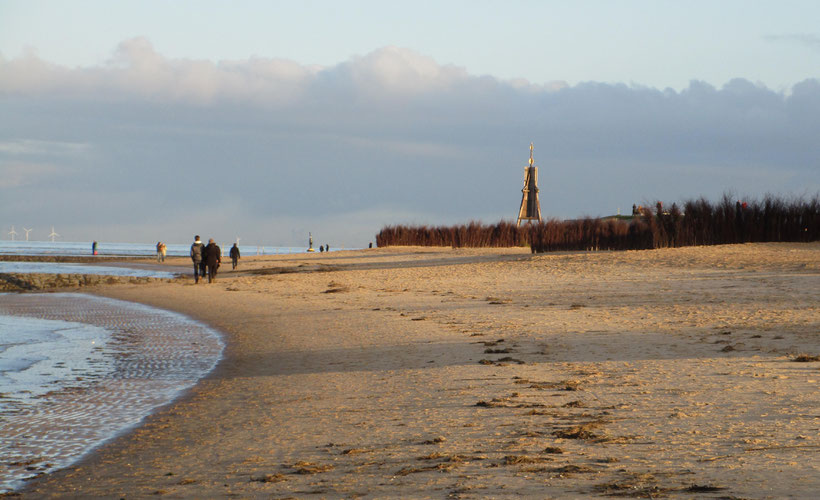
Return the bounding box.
[375,195,819,252]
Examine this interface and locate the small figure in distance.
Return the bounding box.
[190,235,205,284]
[205,238,221,283]
[92,241,98,255]
[319,245,324,253]
[156,242,162,262]
[229,242,240,270]
[159,242,167,262]
[369,242,373,248]
[325,244,329,252]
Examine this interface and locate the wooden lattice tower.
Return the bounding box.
[516,143,542,226]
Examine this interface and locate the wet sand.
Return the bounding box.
[15,242,820,499]
[0,294,222,492]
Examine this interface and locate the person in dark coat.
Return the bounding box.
[190,235,205,283]
[229,243,240,270]
[199,242,208,279]
[205,238,221,283]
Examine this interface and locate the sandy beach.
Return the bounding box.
[13,242,820,499]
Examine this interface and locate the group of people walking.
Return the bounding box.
[189,235,241,283]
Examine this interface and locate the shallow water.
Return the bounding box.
[0,316,111,402]
[0,240,306,257]
[0,261,178,278]
[0,293,224,493]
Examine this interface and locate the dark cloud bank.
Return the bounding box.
[1,39,818,246]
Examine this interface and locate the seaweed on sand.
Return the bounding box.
[250,473,287,483]
[395,462,457,476]
[553,422,602,440]
[286,461,334,474]
[503,455,552,465]
[792,354,820,362]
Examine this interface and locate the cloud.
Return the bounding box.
[763,33,820,51]
[340,134,467,159]
[0,37,317,105]
[0,40,818,246]
[0,162,65,188]
[0,139,90,156]
[334,46,470,96]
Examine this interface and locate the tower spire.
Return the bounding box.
[516,143,543,227]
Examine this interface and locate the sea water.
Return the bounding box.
[0,293,224,493]
[0,261,177,278]
[0,316,111,403]
[0,240,306,257]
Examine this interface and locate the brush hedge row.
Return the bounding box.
[375,195,819,252]
[375,221,529,248]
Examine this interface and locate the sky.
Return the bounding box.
[1,0,819,247]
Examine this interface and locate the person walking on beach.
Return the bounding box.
[229,243,240,270]
[156,241,167,263]
[190,235,205,283]
[199,242,209,278]
[205,238,221,283]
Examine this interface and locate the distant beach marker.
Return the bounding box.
[516,143,543,226]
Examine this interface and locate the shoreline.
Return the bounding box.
[11,243,820,498]
[0,294,223,494]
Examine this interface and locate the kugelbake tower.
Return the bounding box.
[516,143,542,226]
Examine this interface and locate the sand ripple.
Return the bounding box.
[0,293,223,492]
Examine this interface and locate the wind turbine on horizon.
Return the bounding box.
[48,226,60,242]
[8,226,17,241]
[23,227,32,241]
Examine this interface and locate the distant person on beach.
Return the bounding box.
[325,244,329,252]
[190,235,205,283]
[92,241,97,255]
[229,243,240,270]
[156,241,167,263]
[199,243,208,278]
[319,245,324,253]
[205,238,221,283]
